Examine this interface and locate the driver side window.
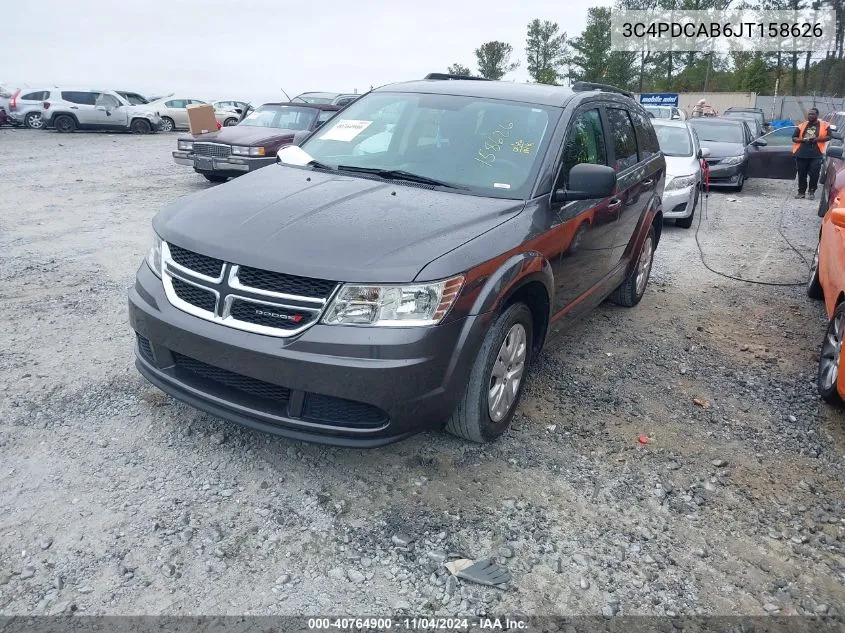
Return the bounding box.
[763,126,799,146]
[557,109,607,188]
[95,93,120,109]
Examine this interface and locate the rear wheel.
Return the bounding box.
[161,117,175,132]
[203,174,227,183]
[54,114,76,133]
[818,302,845,406]
[130,118,152,134]
[807,240,823,299]
[223,117,238,127]
[24,111,43,129]
[445,303,533,443]
[610,225,656,307]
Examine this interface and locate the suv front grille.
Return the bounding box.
[162,243,338,337]
[237,266,337,300]
[169,244,223,278]
[194,143,231,158]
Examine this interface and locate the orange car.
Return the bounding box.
[808,202,845,404]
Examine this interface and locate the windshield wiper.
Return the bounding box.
[308,159,336,172]
[335,165,467,190]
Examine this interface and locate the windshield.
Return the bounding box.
[295,92,556,199]
[645,106,672,119]
[654,125,693,156]
[123,93,148,105]
[688,121,743,143]
[240,105,317,130]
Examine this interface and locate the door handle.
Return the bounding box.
[642,179,654,186]
[608,198,623,209]
[70,106,78,109]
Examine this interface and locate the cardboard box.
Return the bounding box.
[187,103,217,136]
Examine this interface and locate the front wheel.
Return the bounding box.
[223,117,238,127]
[818,188,828,218]
[733,172,745,192]
[610,225,656,307]
[675,189,698,229]
[130,118,152,134]
[445,303,533,443]
[818,302,845,406]
[161,117,175,132]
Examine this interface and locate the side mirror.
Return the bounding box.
[698,148,711,158]
[826,145,844,159]
[830,124,838,132]
[751,138,768,147]
[553,163,617,202]
[830,207,845,228]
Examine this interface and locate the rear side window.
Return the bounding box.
[61,91,96,105]
[22,91,49,101]
[630,109,660,160]
[165,99,187,108]
[559,109,607,187]
[606,108,639,171]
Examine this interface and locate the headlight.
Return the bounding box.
[665,174,697,190]
[177,140,193,151]
[322,276,464,326]
[232,146,265,157]
[722,155,744,165]
[146,232,163,278]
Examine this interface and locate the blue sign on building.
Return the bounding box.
[639,93,679,107]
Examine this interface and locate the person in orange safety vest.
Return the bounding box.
[791,108,831,200]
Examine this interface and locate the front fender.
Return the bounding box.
[467,252,553,317]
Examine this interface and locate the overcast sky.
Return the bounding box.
[6,0,612,103]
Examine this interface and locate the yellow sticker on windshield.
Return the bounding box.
[319,119,372,142]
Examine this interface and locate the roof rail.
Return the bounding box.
[424,73,491,82]
[571,81,634,100]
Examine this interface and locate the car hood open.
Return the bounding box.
[154,165,524,283]
[188,126,296,146]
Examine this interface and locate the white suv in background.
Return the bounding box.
[42,89,164,133]
[7,87,54,129]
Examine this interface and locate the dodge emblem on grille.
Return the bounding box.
[255,309,303,323]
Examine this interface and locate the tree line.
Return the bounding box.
[448,0,845,97]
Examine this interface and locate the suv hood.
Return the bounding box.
[188,126,296,146]
[154,165,524,282]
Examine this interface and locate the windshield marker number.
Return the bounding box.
[475,122,514,167]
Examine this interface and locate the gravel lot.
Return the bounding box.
[1,128,844,618]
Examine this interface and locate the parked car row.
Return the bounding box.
[1,86,361,135]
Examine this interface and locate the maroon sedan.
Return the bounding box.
[172,103,341,182]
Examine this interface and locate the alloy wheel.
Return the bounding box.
[635,235,654,296]
[819,311,844,392]
[488,323,527,422]
[26,113,43,129]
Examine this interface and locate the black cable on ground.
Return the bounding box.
[693,180,811,287]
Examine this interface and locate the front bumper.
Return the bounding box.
[128,263,490,446]
[661,184,696,218]
[706,162,743,186]
[172,151,275,175]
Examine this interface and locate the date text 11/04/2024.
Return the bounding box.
[307,617,529,630]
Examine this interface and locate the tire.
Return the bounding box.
[161,117,175,132]
[733,172,745,192]
[223,117,238,127]
[818,188,828,218]
[445,303,533,443]
[203,174,228,183]
[675,189,698,229]
[807,240,824,300]
[24,111,43,129]
[610,225,656,307]
[817,302,845,406]
[54,114,76,133]
[130,118,152,134]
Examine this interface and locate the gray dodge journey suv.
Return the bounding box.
[129,75,665,446]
